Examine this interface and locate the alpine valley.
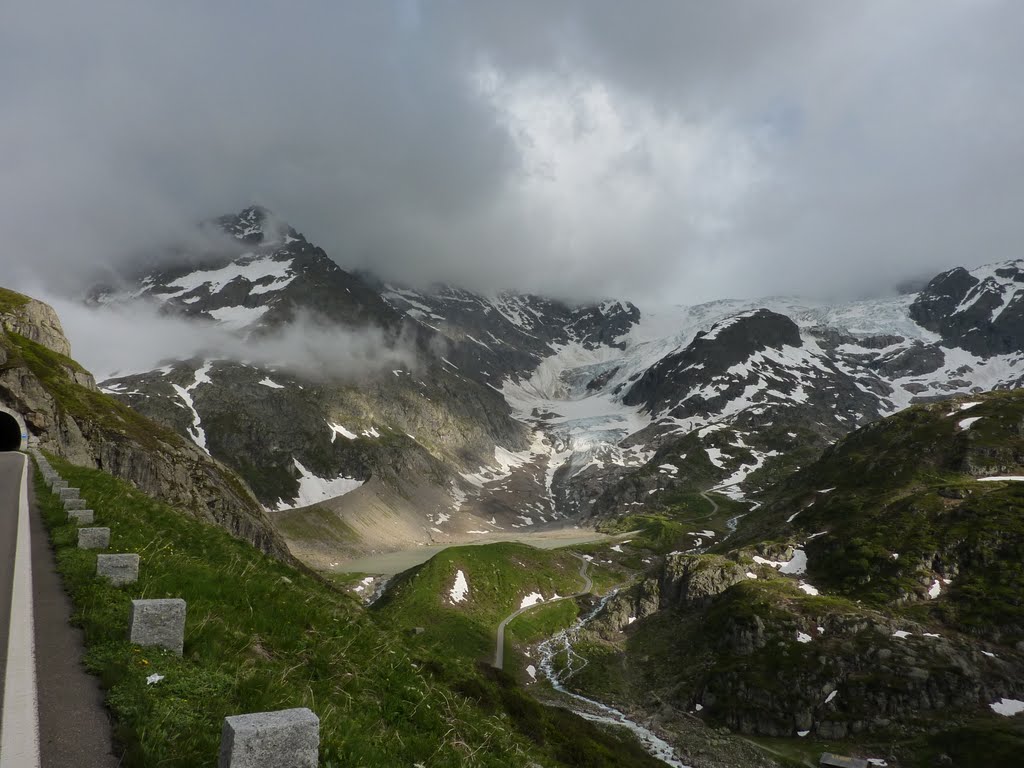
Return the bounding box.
[11,205,1023,766]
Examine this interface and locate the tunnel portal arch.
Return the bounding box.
[0,406,28,451]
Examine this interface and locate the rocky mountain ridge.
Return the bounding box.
[89,207,1024,562]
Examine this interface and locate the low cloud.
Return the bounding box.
[42,295,417,382]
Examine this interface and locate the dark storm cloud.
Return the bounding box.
[3,1,1022,308]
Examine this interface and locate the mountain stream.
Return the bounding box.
[535,592,691,768]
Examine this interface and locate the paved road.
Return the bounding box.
[0,453,118,767]
[699,490,721,518]
[492,553,593,670]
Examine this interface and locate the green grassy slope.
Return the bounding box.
[374,542,593,659]
[35,456,663,767]
[733,390,1024,641]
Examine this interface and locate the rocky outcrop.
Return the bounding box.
[701,618,1023,739]
[0,292,73,357]
[589,578,661,637]
[659,554,748,609]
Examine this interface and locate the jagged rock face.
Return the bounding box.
[622,309,883,429]
[623,309,801,411]
[588,578,661,638]
[910,261,1024,355]
[0,292,289,560]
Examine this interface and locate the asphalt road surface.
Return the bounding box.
[0,453,118,767]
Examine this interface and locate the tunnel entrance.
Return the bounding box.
[0,410,24,451]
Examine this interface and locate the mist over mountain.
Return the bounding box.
[5,2,1024,307]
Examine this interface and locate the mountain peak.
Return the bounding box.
[213,205,299,246]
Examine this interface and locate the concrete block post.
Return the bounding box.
[50,479,68,491]
[218,709,320,768]
[96,554,139,586]
[64,498,87,510]
[67,509,95,525]
[58,487,80,501]
[77,527,110,549]
[129,599,186,656]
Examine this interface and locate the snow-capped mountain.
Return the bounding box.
[95,208,1024,560]
[92,206,401,333]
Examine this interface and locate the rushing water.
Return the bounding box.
[535,592,691,768]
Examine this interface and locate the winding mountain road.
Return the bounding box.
[492,553,592,670]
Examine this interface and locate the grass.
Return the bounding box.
[38,455,661,767]
[506,599,580,646]
[598,491,742,555]
[374,542,590,661]
[744,735,844,767]
[0,285,31,314]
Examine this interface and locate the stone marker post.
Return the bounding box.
[78,527,110,549]
[218,708,320,768]
[58,487,80,500]
[129,599,186,655]
[64,498,87,510]
[68,509,95,525]
[97,554,140,586]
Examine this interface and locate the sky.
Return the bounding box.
[3,1,1023,310]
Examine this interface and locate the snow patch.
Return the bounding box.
[449,570,470,604]
[171,360,214,452]
[275,459,364,510]
[520,592,545,609]
[328,422,358,441]
[752,549,807,575]
[207,304,268,330]
[258,377,284,389]
[990,698,1024,717]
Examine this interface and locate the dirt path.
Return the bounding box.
[492,554,592,670]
